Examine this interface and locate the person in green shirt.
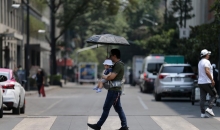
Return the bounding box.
[87,49,129,130]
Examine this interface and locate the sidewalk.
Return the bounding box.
[25,85,60,96]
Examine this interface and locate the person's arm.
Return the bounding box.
[205,67,215,86]
[106,72,112,77]
[103,72,117,80]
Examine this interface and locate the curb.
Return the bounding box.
[25,86,60,96]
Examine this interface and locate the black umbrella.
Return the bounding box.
[86,34,130,46]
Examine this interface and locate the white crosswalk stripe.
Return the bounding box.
[12,116,56,130]
[151,116,199,130]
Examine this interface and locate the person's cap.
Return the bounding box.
[103,59,113,65]
[200,49,211,57]
[212,64,216,68]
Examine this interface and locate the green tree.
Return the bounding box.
[137,29,176,55]
[44,0,121,74]
[169,0,194,28]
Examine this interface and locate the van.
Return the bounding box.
[139,55,164,93]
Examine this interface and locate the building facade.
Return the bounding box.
[0,0,51,74]
[0,0,23,69]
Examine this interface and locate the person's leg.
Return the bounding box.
[199,84,207,114]
[113,91,127,127]
[96,91,117,127]
[203,84,216,109]
[37,84,42,96]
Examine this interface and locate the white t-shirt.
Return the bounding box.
[198,58,213,84]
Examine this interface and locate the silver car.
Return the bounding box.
[154,64,196,101]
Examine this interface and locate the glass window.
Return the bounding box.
[147,63,163,73]
[0,72,10,80]
[161,66,193,73]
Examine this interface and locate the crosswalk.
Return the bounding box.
[5,115,220,130]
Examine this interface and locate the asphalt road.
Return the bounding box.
[0,82,220,130]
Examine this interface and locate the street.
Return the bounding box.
[0,83,220,130]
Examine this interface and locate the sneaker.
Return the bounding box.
[87,123,101,130]
[96,88,102,93]
[201,113,209,118]
[117,126,129,130]
[206,108,215,116]
[93,86,98,90]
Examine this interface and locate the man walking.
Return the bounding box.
[198,49,216,118]
[87,49,129,130]
[3,46,10,68]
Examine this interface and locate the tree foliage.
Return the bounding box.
[169,0,194,27]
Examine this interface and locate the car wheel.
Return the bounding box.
[12,97,20,115]
[0,100,3,118]
[143,83,150,93]
[155,93,161,101]
[20,98,25,114]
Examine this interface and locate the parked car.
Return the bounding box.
[139,55,164,93]
[154,64,196,101]
[0,69,26,114]
[0,75,8,118]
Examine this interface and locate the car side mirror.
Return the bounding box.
[0,75,7,82]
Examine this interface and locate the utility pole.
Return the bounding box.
[50,0,57,75]
[164,0,167,24]
[24,0,30,91]
[184,0,187,28]
[64,30,69,84]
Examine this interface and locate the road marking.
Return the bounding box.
[36,99,62,115]
[88,116,120,130]
[151,116,199,130]
[214,117,220,122]
[12,116,56,130]
[137,96,148,110]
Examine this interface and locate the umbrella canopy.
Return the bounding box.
[86,34,130,46]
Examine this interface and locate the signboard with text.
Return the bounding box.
[78,62,97,83]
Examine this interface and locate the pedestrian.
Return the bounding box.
[3,46,10,68]
[87,49,129,130]
[93,59,113,93]
[198,49,216,118]
[212,64,219,95]
[36,68,45,97]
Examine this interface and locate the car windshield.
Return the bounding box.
[0,72,10,79]
[147,63,163,73]
[161,66,193,73]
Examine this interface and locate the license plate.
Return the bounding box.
[175,77,181,81]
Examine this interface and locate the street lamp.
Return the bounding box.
[37,29,46,43]
[38,30,46,33]
[11,4,21,9]
[140,18,158,26]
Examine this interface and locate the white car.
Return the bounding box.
[0,75,8,118]
[0,69,26,115]
[154,64,196,101]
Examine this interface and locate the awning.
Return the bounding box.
[0,32,23,40]
[56,58,73,66]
